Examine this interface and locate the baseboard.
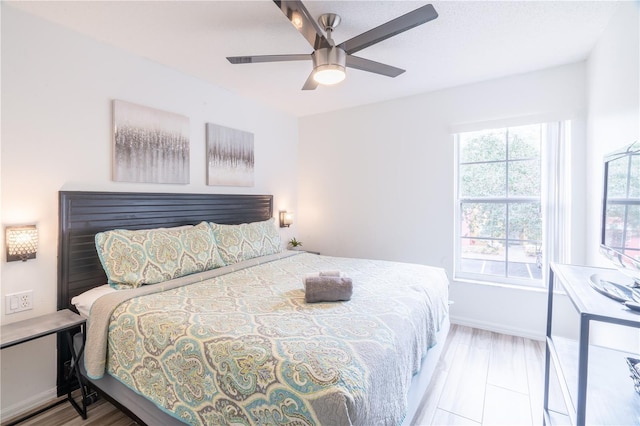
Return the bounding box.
[0,387,57,421]
[450,315,545,341]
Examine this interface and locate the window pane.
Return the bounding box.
[460,238,506,276]
[459,129,506,163]
[456,122,546,285]
[461,203,506,238]
[460,163,506,197]
[507,240,542,279]
[604,203,639,256]
[509,125,541,160]
[604,204,627,248]
[508,202,542,241]
[607,155,631,198]
[509,159,540,197]
[627,204,640,250]
[630,155,640,198]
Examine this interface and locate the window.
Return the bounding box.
[455,124,545,285]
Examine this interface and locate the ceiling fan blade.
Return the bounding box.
[273,0,331,50]
[227,54,311,64]
[302,72,319,90]
[346,55,405,78]
[339,4,438,55]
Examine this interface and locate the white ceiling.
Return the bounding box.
[7,0,621,117]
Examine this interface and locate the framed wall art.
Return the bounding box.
[206,123,254,187]
[113,100,190,184]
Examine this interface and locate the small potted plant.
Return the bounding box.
[288,237,303,250]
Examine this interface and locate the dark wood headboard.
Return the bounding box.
[57,191,273,311]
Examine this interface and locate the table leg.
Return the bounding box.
[65,328,89,419]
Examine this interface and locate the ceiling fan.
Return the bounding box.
[226,0,438,90]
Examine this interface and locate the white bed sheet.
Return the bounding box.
[71,284,116,318]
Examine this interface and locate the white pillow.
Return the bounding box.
[71,284,116,318]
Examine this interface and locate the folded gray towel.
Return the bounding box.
[304,275,353,303]
[306,270,341,279]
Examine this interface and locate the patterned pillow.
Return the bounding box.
[209,218,282,265]
[95,222,225,289]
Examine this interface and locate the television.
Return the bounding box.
[591,141,640,305]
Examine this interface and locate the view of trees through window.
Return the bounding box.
[457,124,543,282]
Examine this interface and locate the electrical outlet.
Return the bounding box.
[19,292,32,310]
[5,290,33,314]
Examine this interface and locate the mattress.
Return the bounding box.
[84,251,449,425]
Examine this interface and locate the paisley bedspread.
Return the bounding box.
[85,252,449,425]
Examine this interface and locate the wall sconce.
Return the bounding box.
[6,225,38,262]
[279,211,293,228]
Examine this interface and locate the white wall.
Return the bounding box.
[298,63,588,339]
[0,5,299,418]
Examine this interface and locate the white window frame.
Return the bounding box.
[453,120,571,287]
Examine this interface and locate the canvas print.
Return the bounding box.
[113,100,190,184]
[206,123,255,187]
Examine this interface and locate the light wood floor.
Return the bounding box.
[2,325,546,426]
[412,324,547,425]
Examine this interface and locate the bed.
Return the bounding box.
[57,191,450,425]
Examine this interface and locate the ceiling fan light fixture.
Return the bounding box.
[313,64,346,85]
[312,47,347,86]
[290,12,303,29]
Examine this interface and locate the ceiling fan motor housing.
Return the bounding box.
[312,47,346,70]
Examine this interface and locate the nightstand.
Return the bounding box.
[1,309,89,424]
